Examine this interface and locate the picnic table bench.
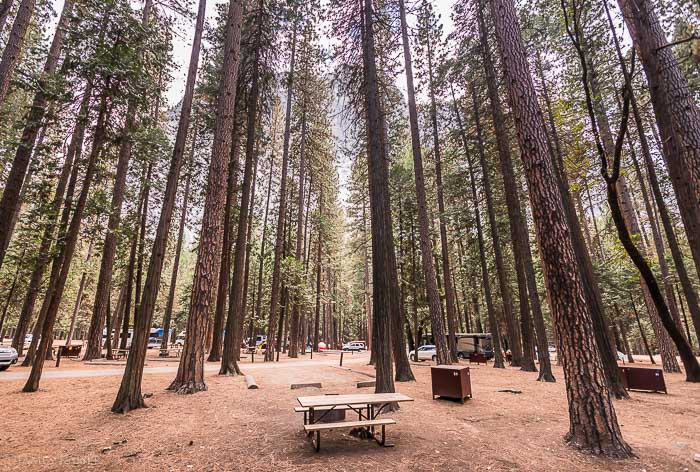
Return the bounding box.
[296,393,413,452]
[159,348,182,358]
[114,349,130,360]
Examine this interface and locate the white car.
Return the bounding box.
[342,342,365,352]
[147,338,162,349]
[0,345,19,371]
[409,344,437,362]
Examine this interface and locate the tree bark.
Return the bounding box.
[458,84,506,369]
[0,0,74,270]
[0,0,37,106]
[617,0,700,285]
[161,148,193,350]
[168,0,243,395]
[489,0,632,456]
[209,119,242,363]
[23,83,111,392]
[476,4,531,369]
[111,0,209,412]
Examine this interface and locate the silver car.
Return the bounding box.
[0,344,18,371]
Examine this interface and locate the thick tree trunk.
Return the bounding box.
[168,0,243,395]
[209,120,242,363]
[536,53,625,396]
[488,0,631,456]
[361,0,400,397]
[111,0,209,412]
[221,1,264,373]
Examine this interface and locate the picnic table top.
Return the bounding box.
[297,393,413,408]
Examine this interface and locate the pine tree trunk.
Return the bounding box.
[84,1,153,361]
[458,84,505,369]
[488,0,631,456]
[266,21,298,360]
[420,1,458,361]
[0,0,14,33]
[209,120,242,363]
[602,0,700,348]
[0,0,73,269]
[111,0,209,412]
[168,0,244,394]
[396,0,448,367]
[220,1,263,372]
[476,5,531,368]
[0,0,37,106]
[66,242,94,346]
[617,0,700,285]
[23,83,111,392]
[536,52,625,396]
[288,104,308,359]
[162,150,193,350]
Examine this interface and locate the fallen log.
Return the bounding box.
[245,375,259,389]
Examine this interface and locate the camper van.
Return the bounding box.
[102,328,133,348]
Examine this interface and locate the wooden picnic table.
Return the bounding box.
[296,393,413,451]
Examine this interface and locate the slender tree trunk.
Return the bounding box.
[266,20,298,360]
[0,0,74,270]
[476,5,532,368]
[0,0,37,107]
[111,0,209,412]
[419,1,458,361]
[162,150,193,350]
[289,104,308,358]
[488,0,631,456]
[397,0,449,366]
[23,82,112,392]
[459,84,505,369]
[84,0,153,361]
[65,242,94,346]
[602,0,700,348]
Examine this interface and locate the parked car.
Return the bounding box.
[175,335,185,346]
[147,338,162,349]
[342,342,365,352]
[409,344,437,362]
[23,334,33,349]
[0,344,19,371]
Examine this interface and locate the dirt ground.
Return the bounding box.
[1,351,698,472]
